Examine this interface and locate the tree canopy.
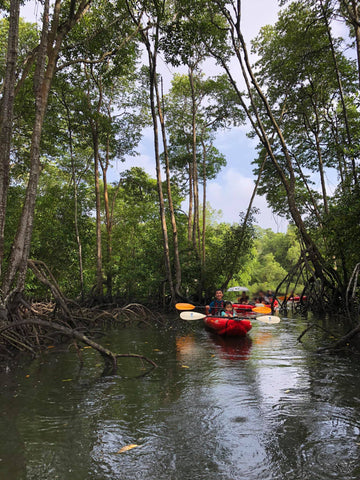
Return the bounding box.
[0,0,359,329]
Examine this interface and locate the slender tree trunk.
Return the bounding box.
[156,78,182,297]
[3,0,51,298]
[199,135,207,298]
[0,0,20,276]
[187,153,193,243]
[93,138,103,296]
[148,55,175,299]
[84,65,104,296]
[61,90,85,300]
[189,68,199,252]
[306,98,329,215]
[100,132,113,298]
[200,137,207,269]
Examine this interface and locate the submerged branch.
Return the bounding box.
[317,323,360,354]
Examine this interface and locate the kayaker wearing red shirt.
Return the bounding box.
[206,289,225,316]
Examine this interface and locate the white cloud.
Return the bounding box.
[207,169,288,232]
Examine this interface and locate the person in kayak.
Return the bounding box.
[221,301,236,318]
[237,291,250,304]
[205,289,225,316]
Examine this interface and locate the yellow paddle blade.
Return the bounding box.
[253,306,272,314]
[175,303,196,311]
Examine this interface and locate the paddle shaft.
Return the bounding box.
[180,311,280,324]
[175,302,271,315]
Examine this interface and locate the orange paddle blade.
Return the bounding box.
[253,306,272,314]
[175,303,196,311]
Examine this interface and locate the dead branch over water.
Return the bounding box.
[0,299,163,374]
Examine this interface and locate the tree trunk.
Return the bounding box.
[60,89,85,300]
[0,0,20,275]
[93,139,103,296]
[200,136,207,269]
[101,132,113,298]
[85,65,104,296]
[155,79,182,298]
[3,0,52,298]
[2,0,92,304]
[189,68,200,252]
[308,99,329,215]
[125,0,176,303]
[187,153,194,243]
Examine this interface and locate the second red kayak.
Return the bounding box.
[203,316,252,337]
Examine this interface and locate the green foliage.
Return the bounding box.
[159,0,230,68]
[0,17,39,84]
[237,226,302,295]
[250,252,287,293]
[254,225,301,273]
[109,167,186,301]
[29,163,96,298]
[319,186,360,285]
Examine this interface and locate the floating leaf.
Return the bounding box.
[83,346,92,349]
[181,365,190,368]
[62,379,72,382]
[153,349,160,352]
[117,444,139,453]
[47,345,55,349]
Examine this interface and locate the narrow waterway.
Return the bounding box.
[0,314,359,480]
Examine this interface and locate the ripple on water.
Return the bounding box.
[1,321,360,480]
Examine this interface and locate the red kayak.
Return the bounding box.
[233,301,279,313]
[232,303,255,314]
[203,316,252,337]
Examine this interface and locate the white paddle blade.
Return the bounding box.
[180,311,206,321]
[256,315,280,324]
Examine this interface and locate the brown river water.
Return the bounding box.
[0,314,359,480]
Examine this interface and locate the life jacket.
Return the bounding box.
[210,299,225,315]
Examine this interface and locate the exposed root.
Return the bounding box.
[1,259,163,373]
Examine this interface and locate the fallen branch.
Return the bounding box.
[0,318,157,374]
[317,322,360,353]
[297,323,337,343]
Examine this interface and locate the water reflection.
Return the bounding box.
[207,334,253,361]
[0,318,359,480]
